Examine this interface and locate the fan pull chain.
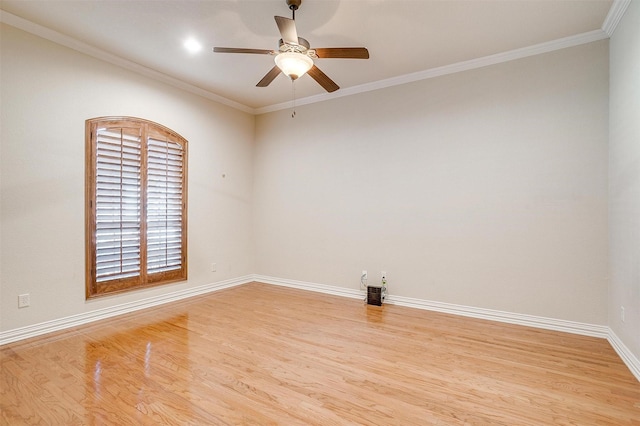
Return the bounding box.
[291,79,297,118]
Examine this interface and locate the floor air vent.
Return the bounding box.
[367,286,382,306]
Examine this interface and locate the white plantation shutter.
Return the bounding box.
[146,136,184,275]
[86,118,187,298]
[95,127,142,282]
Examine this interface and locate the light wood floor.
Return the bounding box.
[1,282,639,425]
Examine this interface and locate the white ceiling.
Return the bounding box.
[0,0,615,113]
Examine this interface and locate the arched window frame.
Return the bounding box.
[85,117,188,298]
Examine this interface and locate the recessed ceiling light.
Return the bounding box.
[184,38,202,54]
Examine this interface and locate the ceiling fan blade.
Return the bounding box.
[213,47,275,55]
[307,65,339,93]
[274,16,298,45]
[256,66,282,87]
[314,47,370,59]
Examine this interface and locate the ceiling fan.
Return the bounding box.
[213,0,369,93]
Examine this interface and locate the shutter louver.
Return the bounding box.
[95,127,142,282]
[146,136,184,275]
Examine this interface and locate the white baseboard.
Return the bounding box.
[3,274,637,383]
[257,275,640,381]
[255,275,609,338]
[0,275,252,346]
[254,275,364,300]
[607,330,640,382]
[387,294,609,338]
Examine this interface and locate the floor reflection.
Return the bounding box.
[84,313,190,424]
[364,303,386,323]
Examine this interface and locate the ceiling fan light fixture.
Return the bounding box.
[274,52,313,80]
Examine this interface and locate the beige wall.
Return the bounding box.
[609,0,640,359]
[254,40,610,324]
[0,24,255,331]
[0,22,614,335]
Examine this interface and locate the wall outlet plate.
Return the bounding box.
[18,294,30,308]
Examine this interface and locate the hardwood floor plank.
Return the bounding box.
[1,282,639,425]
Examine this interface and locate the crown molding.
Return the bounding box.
[0,11,254,114]
[0,7,615,116]
[602,0,632,37]
[256,28,609,115]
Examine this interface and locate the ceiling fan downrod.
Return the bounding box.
[286,0,301,20]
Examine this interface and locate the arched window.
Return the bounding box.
[85,117,188,298]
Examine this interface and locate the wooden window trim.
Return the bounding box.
[85,117,188,298]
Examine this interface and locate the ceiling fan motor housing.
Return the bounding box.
[279,37,311,52]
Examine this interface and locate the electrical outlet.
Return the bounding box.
[211,263,217,272]
[621,306,625,323]
[18,294,30,308]
[381,271,387,281]
[362,270,367,280]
